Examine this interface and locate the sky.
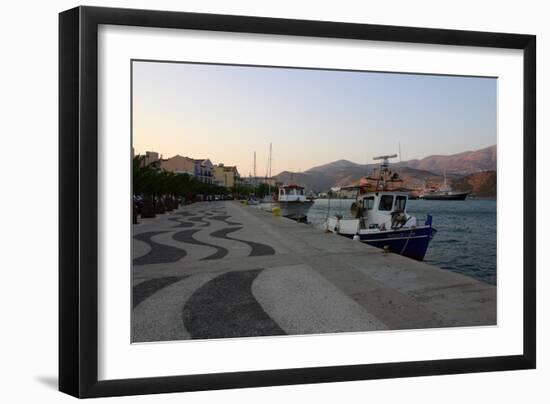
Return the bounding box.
[132,60,496,177]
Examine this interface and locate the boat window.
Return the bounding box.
[363,197,374,210]
[279,189,285,196]
[395,195,407,211]
[379,195,394,211]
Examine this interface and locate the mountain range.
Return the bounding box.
[398,145,496,175]
[274,145,496,195]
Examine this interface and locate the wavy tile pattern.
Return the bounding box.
[187,216,210,227]
[133,231,187,265]
[168,217,194,228]
[133,276,185,309]
[210,215,242,226]
[182,269,285,339]
[172,229,228,260]
[210,227,275,256]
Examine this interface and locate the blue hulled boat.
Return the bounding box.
[325,154,437,261]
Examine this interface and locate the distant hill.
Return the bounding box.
[274,171,333,192]
[275,163,445,192]
[451,170,497,197]
[400,145,496,175]
[275,160,371,192]
[306,159,365,173]
[273,145,496,193]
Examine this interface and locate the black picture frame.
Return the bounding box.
[59,6,536,398]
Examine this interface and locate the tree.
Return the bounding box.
[256,182,272,198]
[133,154,235,219]
[133,155,158,218]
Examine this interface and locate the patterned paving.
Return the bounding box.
[133,276,185,309]
[187,216,211,227]
[182,269,286,339]
[210,214,242,226]
[172,229,228,260]
[132,202,303,342]
[209,227,276,257]
[167,217,194,228]
[173,211,194,217]
[131,201,493,342]
[133,231,187,265]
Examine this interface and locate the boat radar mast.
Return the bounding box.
[370,154,400,190]
[373,154,398,168]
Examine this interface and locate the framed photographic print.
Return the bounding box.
[59,6,536,398]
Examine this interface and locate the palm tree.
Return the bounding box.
[133,155,158,218]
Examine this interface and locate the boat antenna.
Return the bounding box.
[399,142,402,163]
[373,154,398,190]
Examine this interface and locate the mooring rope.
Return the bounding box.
[399,227,415,256]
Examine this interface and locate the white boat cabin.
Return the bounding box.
[278,185,307,202]
[327,191,417,235]
[359,191,415,228]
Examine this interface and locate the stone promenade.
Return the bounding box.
[132,201,496,342]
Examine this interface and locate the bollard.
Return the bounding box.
[272,206,281,217]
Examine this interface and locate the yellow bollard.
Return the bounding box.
[272,207,281,217]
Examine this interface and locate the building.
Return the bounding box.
[242,176,277,187]
[193,159,214,184]
[142,151,160,168]
[160,154,195,176]
[213,164,240,188]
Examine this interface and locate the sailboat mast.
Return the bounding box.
[267,142,271,195]
[253,151,256,188]
[251,151,256,195]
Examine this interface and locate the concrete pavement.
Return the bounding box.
[132,201,496,342]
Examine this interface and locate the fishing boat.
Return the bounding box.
[420,171,469,200]
[258,143,314,221]
[272,184,314,222]
[325,154,437,261]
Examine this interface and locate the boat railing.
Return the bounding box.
[425,214,433,227]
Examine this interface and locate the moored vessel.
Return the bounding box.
[272,184,314,222]
[325,154,437,260]
[420,171,469,200]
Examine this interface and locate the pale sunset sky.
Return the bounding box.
[132,61,496,176]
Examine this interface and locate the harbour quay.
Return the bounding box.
[132,200,496,342]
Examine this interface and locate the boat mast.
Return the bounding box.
[372,154,398,190]
[267,143,272,197]
[253,151,256,194]
[399,142,402,163]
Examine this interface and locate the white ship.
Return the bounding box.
[272,184,314,222]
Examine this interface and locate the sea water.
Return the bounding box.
[307,198,497,285]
